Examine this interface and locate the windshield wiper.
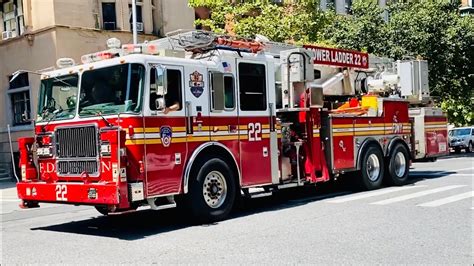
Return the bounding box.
[96,111,113,128]
[41,108,64,133]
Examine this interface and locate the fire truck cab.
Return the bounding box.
[15,31,448,222]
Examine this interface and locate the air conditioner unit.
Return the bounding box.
[136,22,144,32]
[2,31,13,40]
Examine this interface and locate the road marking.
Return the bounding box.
[451,167,474,172]
[371,185,466,205]
[326,186,425,203]
[0,199,20,202]
[410,173,473,177]
[417,191,474,207]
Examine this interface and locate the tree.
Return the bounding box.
[384,1,474,126]
[189,0,327,43]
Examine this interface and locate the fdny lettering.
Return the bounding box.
[101,161,111,173]
[39,162,55,173]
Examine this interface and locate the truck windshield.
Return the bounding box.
[37,74,79,122]
[79,63,145,116]
[452,129,470,136]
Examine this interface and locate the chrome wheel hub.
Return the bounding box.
[203,171,227,208]
[394,152,406,177]
[366,154,381,182]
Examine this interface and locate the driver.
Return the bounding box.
[90,79,112,104]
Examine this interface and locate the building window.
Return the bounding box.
[10,90,31,125]
[238,63,267,111]
[102,3,117,30]
[8,72,31,125]
[1,0,25,39]
[9,72,28,89]
[129,4,143,32]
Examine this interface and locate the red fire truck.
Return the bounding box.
[14,31,448,222]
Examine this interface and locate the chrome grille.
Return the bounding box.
[56,125,98,158]
[57,160,98,175]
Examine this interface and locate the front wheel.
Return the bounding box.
[385,144,410,186]
[95,206,109,216]
[358,145,384,190]
[186,158,236,223]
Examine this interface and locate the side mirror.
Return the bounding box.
[154,65,167,96]
[155,98,165,111]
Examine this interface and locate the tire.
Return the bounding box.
[466,142,473,153]
[385,143,410,186]
[429,157,437,162]
[358,145,384,190]
[454,147,461,154]
[186,157,236,223]
[95,206,109,216]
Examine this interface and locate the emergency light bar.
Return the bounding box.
[81,50,119,64]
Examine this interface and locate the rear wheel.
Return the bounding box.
[358,145,384,190]
[385,143,410,186]
[466,142,473,153]
[186,157,236,223]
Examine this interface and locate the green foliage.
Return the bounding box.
[190,0,327,43]
[320,0,387,53]
[189,0,473,125]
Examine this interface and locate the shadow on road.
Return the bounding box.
[30,155,470,240]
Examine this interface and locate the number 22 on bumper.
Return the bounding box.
[55,184,68,201]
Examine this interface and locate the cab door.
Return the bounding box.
[236,60,273,186]
[143,64,187,196]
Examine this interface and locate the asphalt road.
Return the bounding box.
[1,154,473,264]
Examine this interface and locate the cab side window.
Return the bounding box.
[149,67,183,111]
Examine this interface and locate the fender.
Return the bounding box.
[355,137,382,170]
[386,136,411,159]
[183,141,241,194]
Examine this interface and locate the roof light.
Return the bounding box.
[107,38,122,49]
[81,51,117,64]
[56,58,76,69]
[142,44,160,55]
[122,44,142,54]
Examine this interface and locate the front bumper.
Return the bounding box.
[449,142,467,148]
[17,182,120,205]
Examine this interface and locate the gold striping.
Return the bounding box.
[332,124,354,128]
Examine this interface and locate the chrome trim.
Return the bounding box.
[54,123,100,177]
[183,142,241,194]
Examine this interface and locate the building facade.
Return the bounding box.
[0,0,195,179]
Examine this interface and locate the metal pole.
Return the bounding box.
[7,125,20,182]
[132,0,138,45]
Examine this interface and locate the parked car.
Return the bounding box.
[448,127,474,153]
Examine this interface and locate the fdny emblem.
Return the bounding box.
[189,71,204,98]
[160,126,173,147]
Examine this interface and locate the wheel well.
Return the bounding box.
[183,144,240,194]
[387,138,411,160]
[356,138,383,170]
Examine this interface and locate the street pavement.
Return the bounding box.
[1,154,473,264]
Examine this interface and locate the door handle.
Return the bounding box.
[185,101,193,134]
